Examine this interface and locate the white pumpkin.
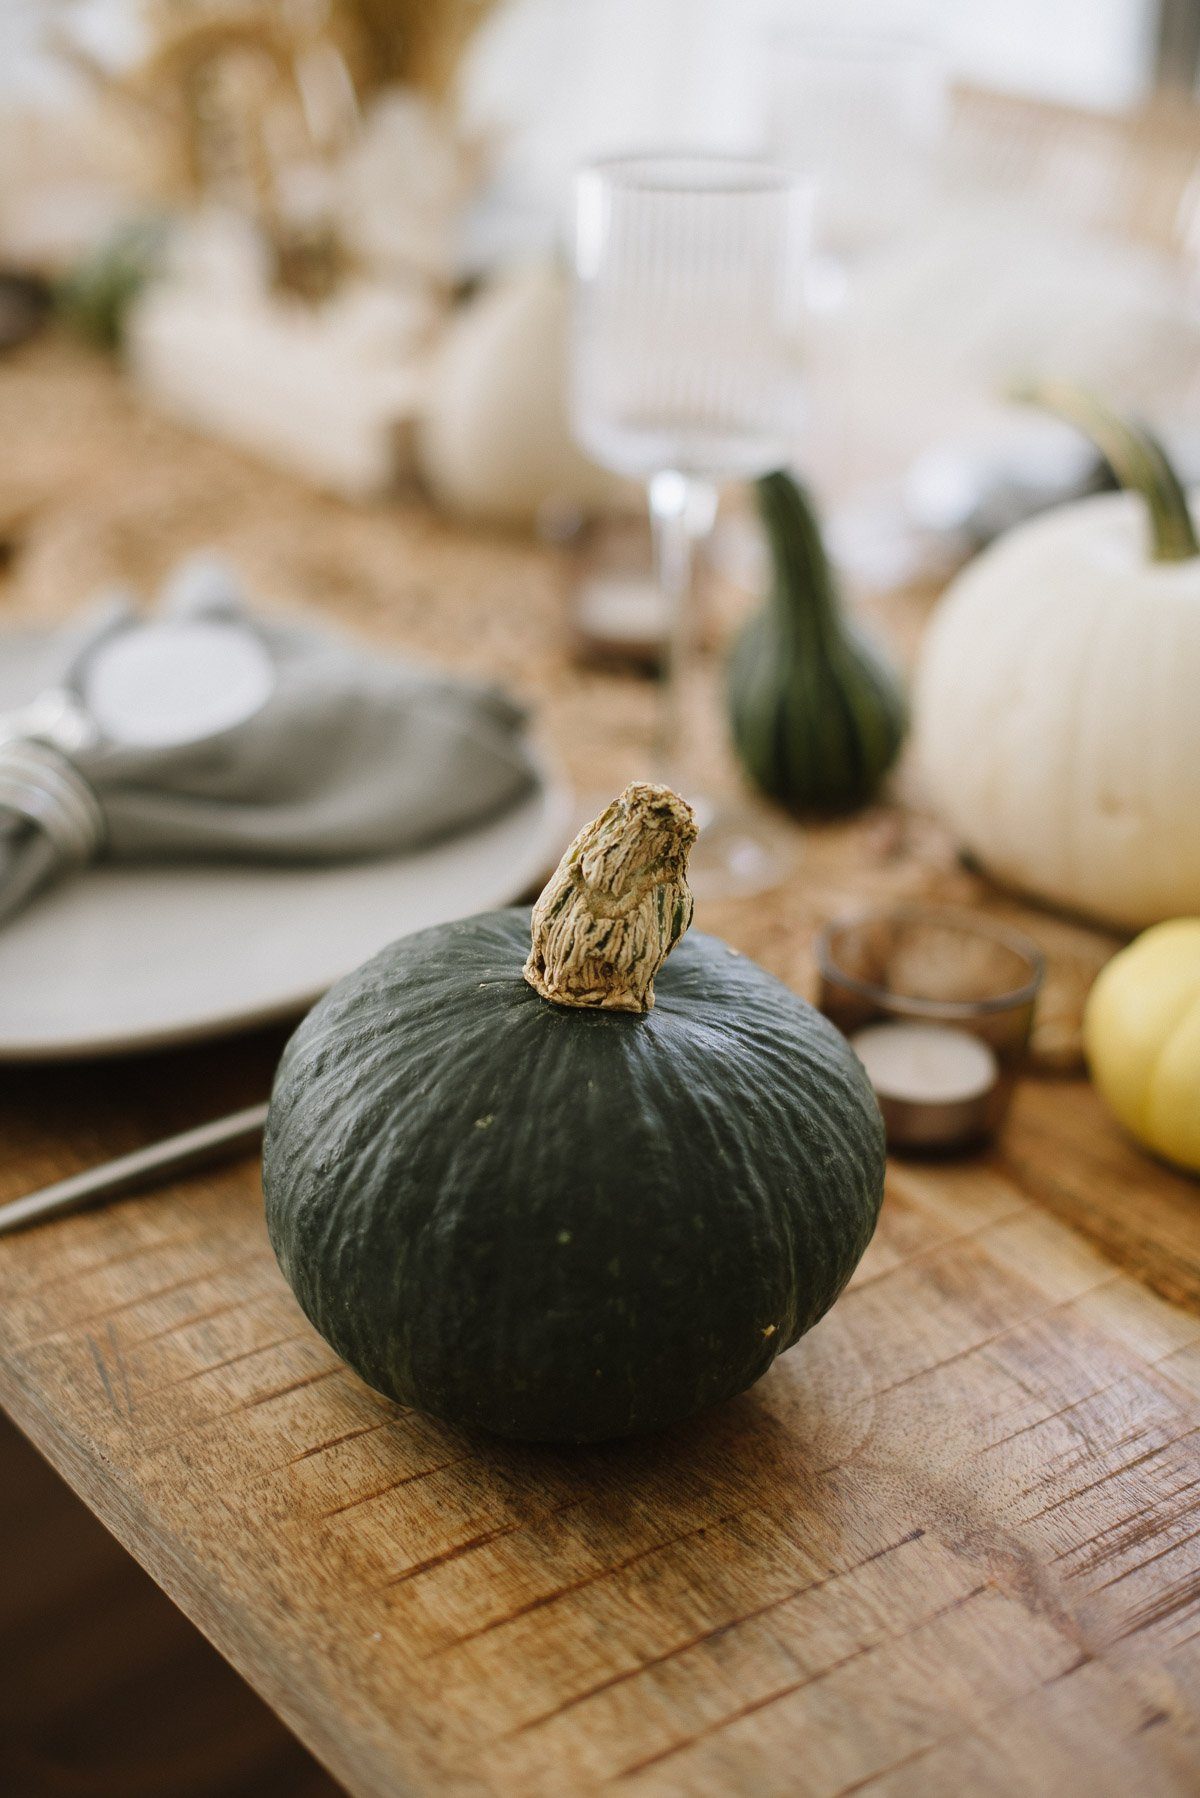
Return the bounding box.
[416,262,629,526]
[915,388,1200,931]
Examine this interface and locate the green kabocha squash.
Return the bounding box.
[263,783,885,1443]
[729,470,907,813]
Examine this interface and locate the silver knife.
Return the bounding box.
[0,1102,269,1236]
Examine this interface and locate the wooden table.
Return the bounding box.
[3,345,1200,1797]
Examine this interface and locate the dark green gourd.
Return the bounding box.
[264,783,885,1444]
[729,470,907,813]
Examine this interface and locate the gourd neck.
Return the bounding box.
[1019,380,1199,564]
[523,783,696,1014]
[755,470,844,649]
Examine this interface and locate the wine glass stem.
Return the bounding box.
[648,470,718,801]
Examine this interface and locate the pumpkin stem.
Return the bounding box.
[755,470,842,646]
[524,783,697,1014]
[1015,379,1199,563]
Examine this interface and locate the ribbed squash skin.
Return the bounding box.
[729,471,907,814]
[263,909,885,1443]
[731,611,907,812]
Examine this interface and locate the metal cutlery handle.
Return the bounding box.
[0,737,107,864]
[0,1102,269,1236]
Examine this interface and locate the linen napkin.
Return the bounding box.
[0,556,540,928]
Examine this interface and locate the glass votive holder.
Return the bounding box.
[815,905,1044,1153]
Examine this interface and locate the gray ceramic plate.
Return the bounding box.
[0,632,570,1060]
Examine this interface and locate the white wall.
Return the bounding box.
[3,0,1165,116]
[461,0,1163,157]
[459,0,1163,224]
[944,0,1158,110]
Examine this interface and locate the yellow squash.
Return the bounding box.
[1083,920,1200,1174]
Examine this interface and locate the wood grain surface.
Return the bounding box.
[2,345,1200,1797]
[0,1407,340,1797]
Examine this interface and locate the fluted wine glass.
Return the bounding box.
[570,153,810,896]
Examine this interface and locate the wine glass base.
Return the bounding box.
[686,802,795,902]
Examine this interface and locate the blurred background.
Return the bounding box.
[2,0,1198,561]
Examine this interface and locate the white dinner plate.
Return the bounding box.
[0,636,572,1060]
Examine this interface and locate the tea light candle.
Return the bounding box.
[849,1020,1001,1150]
[84,618,275,748]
